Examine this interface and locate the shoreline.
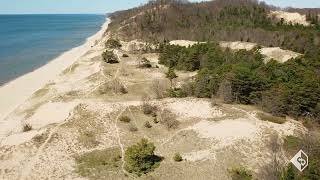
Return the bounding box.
[0,17,110,122]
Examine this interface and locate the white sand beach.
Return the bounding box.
[0,18,110,123]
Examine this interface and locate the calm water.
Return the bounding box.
[0,14,106,85]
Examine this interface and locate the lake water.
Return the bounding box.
[0,14,106,85]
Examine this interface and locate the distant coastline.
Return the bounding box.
[0,14,106,86]
[0,16,110,123]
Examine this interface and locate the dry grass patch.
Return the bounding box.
[257,112,286,124]
[75,148,122,179]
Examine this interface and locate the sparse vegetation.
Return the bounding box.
[122,53,129,57]
[120,116,131,123]
[75,148,122,178]
[230,167,253,180]
[159,109,179,130]
[144,121,152,128]
[105,38,122,49]
[257,112,286,124]
[78,130,99,148]
[139,57,152,68]
[124,139,162,176]
[22,124,32,132]
[129,125,138,132]
[173,153,183,162]
[142,102,157,115]
[102,50,119,64]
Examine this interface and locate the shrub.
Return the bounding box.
[23,124,32,132]
[129,125,138,132]
[167,88,187,98]
[142,103,157,115]
[124,139,162,176]
[120,116,131,123]
[153,117,159,124]
[159,109,179,130]
[102,50,119,64]
[122,53,129,57]
[230,167,253,180]
[173,153,183,162]
[144,121,152,128]
[139,57,152,68]
[105,38,122,49]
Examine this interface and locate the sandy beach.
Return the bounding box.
[0,18,110,124]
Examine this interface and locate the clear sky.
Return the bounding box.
[0,0,320,14]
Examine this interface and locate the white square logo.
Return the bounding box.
[290,150,308,172]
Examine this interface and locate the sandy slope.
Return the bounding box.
[0,18,110,123]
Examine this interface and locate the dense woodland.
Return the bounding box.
[109,0,320,54]
[158,42,320,121]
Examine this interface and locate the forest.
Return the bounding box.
[109,0,320,54]
[158,42,320,121]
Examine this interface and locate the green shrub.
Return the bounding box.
[120,116,131,123]
[124,139,162,176]
[173,153,183,162]
[105,38,122,49]
[102,50,119,64]
[230,167,253,180]
[167,88,187,98]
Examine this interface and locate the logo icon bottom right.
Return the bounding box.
[290,150,308,172]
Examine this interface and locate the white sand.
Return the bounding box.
[0,18,110,122]
[259,47,301,63]
[219,41,257,51]
[165,99,225,119]
[27,101,79,129]
[169,40,204,47]
[1,129,45,146]
[269,11,310,26]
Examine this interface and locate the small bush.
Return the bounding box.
[23,124,32,132]
[144,121,152,128]
[105,39,122,49]
[120,116,131,123]
[142,103,157,115]
[102,50,119,64]
[173,153,183,162]
[230,167,253,180]
[124,139,162,176]
[159,109,179,130]
[167,88,187,98]
[122,53,129,57]
[139,57,152,68]
[153,117,159,124]
[129,125,138,132]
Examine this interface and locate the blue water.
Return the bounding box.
[0,14,106,85]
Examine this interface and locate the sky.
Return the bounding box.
[0,0,320,14]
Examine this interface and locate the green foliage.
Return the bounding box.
[105,38,122,49]
[119,116,131,123]
[159,42,320,120]
[102,50,119,64]
[75,148,121,178]
[165,67,178,87]
[230,167,253,180]
[124,139,162,176]
[173,153,183,162]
